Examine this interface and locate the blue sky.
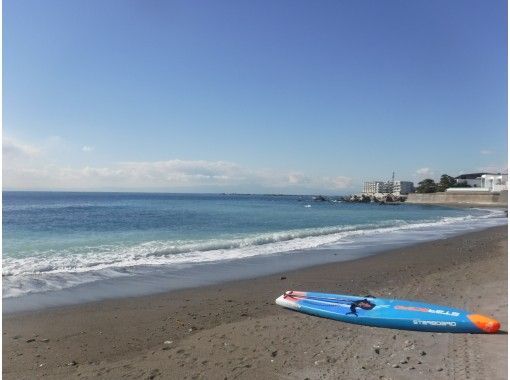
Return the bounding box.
[3,0,507,193]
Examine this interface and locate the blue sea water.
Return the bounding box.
[2,191,507,309]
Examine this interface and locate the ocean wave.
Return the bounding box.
[3,211,507,299]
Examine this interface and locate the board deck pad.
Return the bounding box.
[275,291,500,333]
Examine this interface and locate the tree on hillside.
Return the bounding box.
[416,179,437,193]
[437,174,457,192]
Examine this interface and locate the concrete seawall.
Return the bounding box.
[406,190,508,206]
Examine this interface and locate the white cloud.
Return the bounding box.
[82,145,94,152]
[45,135,65,147]
[415,167,434,179]
[480,149,493,155]
[3,138,40,160]
[3,137,353,192]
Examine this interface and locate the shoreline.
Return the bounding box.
[3,225,507,379]
[4,208,507,314]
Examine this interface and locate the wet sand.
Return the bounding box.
[3,226,507,379]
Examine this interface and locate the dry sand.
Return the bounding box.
[3,226,507,379]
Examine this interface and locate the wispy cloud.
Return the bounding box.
[415,167,434,179]
[82,145,94,152]
[3,137,40,160]
[480,149,493,155]
[3,137,352,193]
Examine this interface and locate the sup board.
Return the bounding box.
[275,291,500,333]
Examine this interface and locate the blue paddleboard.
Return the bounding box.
[275,291,500,333]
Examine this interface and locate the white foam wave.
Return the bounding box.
[3,210,507,298]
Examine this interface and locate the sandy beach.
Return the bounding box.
[3,226,507,379]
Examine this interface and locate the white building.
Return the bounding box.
[454,173,484,187]
[481,174,508,192]
[363,180,414,195]
[447,172,508,193]
[393,181,415,195]
[363,181,386,194]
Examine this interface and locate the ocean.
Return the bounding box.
[3,191,507,312]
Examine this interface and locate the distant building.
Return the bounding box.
[363,180,414,195]
[454,172,508,192]
[393,181,415,195]
[481,173,508,192]
[363,181,386,194]
[454,173,485,187]
[448,172,508,193]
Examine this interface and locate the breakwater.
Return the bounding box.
[406,190,507,206]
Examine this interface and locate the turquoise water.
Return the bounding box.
[3,191,507,302]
